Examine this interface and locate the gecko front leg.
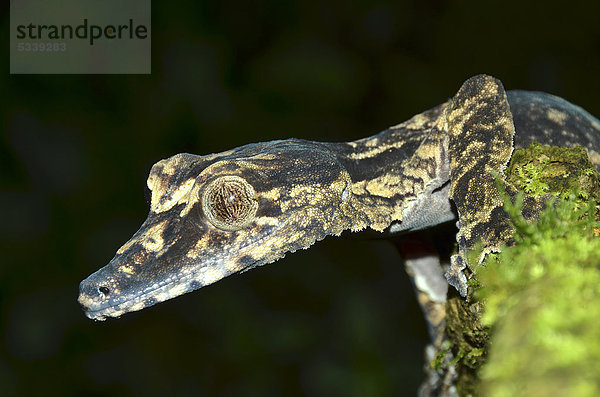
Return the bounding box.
[445,75,518,296]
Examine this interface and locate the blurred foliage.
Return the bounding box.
[478,194,600,397]
[2,0,600,396]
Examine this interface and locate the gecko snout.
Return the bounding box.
[77,277,112,311]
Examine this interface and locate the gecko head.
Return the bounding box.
[78,139,355,320]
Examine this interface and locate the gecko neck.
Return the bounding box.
[324,103,451,232]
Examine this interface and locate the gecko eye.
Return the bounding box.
[201,176,258,231]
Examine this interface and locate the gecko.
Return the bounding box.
[78,75,600,321]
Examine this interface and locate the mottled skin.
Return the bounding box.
[79,75,600,320]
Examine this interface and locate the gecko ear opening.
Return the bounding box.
[201,175,259,231]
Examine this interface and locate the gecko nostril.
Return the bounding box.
[98,286,110,296]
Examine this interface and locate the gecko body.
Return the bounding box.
[78,75,600,321]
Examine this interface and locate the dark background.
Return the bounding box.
[2,1,600,396]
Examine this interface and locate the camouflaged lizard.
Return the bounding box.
[78,75,600,321]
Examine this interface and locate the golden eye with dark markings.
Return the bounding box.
[202,176,258,231]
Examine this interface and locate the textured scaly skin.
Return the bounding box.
[78,75,600,320]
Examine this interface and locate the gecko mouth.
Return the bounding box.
[78,264,224,321]
[78,215,293,320]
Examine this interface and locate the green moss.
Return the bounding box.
[505,143,600,202]
[449,144,600,396]
[445,291,489,396]
[476,194,600,396]
[442,144,600,396]
[431,341,453,371]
